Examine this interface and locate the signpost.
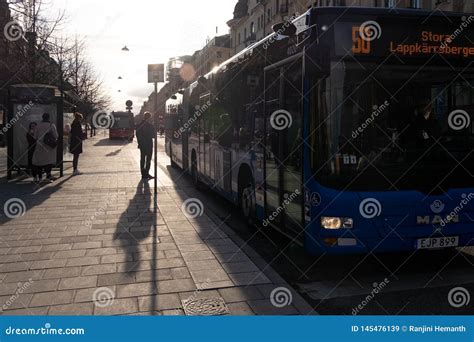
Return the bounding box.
[148,64,165,192]
[148,64,165,84]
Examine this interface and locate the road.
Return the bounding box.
[153,138,474,315]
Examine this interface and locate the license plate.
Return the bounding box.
[417,236,459,250]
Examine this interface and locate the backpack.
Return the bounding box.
[43,124,58,149]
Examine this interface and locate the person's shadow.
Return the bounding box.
[114,180,153,276]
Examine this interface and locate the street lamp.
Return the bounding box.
[121,46,129,51]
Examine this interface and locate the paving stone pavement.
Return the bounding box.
[0,132,313,316]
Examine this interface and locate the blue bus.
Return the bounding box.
[169,7,474,254]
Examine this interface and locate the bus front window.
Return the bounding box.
[313,61,474,192]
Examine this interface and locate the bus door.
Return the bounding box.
[264,57,304,235]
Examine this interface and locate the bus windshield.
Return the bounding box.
[312,61,474,193]
[112,113,134,129]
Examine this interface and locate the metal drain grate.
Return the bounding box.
[182,298,230,316]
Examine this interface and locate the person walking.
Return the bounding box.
[136,112,155,181]
[32,113,58,183]
[26,122,37,175]
[70,113,84,176]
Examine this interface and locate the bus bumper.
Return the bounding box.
[305,233,474,255]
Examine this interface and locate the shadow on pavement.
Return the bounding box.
[113,181,153,276]
[94,139,132,147]
[105,149,123,157]
[0,173,74,227]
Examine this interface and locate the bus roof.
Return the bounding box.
[310,6,470,18]
[189,6,471,90]
[190,10,309,87]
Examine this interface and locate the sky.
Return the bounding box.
[48,0,236,112]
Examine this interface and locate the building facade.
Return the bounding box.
[191,34,232,77]
[228,0,473,54]
[228,0,310,54]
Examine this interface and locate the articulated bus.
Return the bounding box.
[169,7,474,254]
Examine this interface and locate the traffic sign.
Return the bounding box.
[148,64,165,83]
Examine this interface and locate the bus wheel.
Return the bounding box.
[240,184,256,228]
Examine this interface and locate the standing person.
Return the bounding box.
[26,122,37,175]
[70,113,84,176]
[136,112,155,181]
[33,113,58,183]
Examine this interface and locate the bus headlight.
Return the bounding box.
[321,217,353,230]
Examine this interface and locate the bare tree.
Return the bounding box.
[9,1,111,117]
[8,0,66,83]
[48,36,111,119]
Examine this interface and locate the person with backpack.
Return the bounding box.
[32,113,58,183]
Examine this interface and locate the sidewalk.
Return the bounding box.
[0,133,313,316]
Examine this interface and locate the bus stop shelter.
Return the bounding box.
[7,84,64,180]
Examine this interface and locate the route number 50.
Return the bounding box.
[352,26,371,54]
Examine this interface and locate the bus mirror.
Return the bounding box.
[272,22,297,37]
[305,44,330,78]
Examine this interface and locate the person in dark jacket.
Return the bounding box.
[70,113,84,176]
[26,122,37,175]
[136,112,155,180]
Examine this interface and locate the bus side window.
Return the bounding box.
[190,105,199,135]
[239,105,254,149]
[254,102,265,143]
[217,114,233,147]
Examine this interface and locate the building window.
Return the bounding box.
[267,9,271,22]
[244,28,247,39]
[238,33,241,44]
[384,0,396,7]
[250,22,255,34]
[409,0,421,8]
[315,0,332,6]
[334,0,346,5]
[276,0,280,13]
